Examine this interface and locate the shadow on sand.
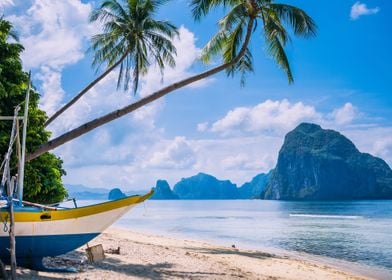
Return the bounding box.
[184,246,281,260]
[95,257,229,279]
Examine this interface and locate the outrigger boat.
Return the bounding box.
[0,78,153,270]
[0,191,153,269]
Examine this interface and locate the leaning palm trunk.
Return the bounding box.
[26,19,255,161]
[44,51,129,127]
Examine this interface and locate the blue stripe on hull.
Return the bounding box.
[0,233,99,266]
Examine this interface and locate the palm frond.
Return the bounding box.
[269,3,317,37]
[191,0,240,21]
[265,32,293,83]
[237,48,254,86]
[200,31,227,63]
[219,3,247,31]
[260,8,290,45]
[223,18,246,64]
[0,18,19,42]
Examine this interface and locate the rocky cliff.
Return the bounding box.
[264,123,392,200]
[151,180,179,199]
[173,173,238,199]
[108,188,126,200]
[238,172,271,199]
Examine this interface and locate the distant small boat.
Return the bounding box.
[0,190,153,269]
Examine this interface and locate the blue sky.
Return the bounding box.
[2,0,391,190]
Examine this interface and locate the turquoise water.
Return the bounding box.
[112,200,392,274]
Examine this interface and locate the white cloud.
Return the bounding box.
[221,153,274,171]
[35,67,65,116]
[11,0,93,70]
[145,137,196,169]
[197,122,209,132]
[0,0,14,9]
[329,102,356,125]
[209,99,322,136]
[344,127,392,167]
[203,100,362,137]
[350,2,380,20]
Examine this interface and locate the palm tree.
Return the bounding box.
[27,0,316,161]
[0,17,19,42]
[44,0,178,127]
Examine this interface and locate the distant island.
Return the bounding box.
[67,123,392,201]
[66,184,109,200]
[150,172,270,200]
[151,180,179,199]
[108,188,126,200]
[66,184,146,200]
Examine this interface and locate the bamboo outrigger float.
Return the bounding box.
[0,76,153,270]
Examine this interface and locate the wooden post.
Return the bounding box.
[7,177,16,280]
[0,259,6,279]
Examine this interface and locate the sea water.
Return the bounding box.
[112,199,392,275]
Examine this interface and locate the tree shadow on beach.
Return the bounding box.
[16,270,63,280]
[185,247,283,261]
[14,247,280,279]
[95,256,230,279]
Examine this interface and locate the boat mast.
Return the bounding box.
[17,72,31,205]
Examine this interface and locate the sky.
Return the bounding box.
[1,0,391,191]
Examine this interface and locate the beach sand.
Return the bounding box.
[15,227,373,280]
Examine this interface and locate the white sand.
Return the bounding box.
[15,227,374,279]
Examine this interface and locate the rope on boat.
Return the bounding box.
[0,106,20,196]
[0,212,8,232]
[0,107,20,233]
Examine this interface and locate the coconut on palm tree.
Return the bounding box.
[44,0,178,127]
[27,0,316,161]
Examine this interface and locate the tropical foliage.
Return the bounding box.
[0,19,67,204]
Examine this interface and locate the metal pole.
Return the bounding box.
[18,71,31,205]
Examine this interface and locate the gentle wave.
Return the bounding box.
[289,214,362,219]
[195,216,253,220]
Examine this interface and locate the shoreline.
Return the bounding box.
[113,225,392,280]
[15,227,386,279]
